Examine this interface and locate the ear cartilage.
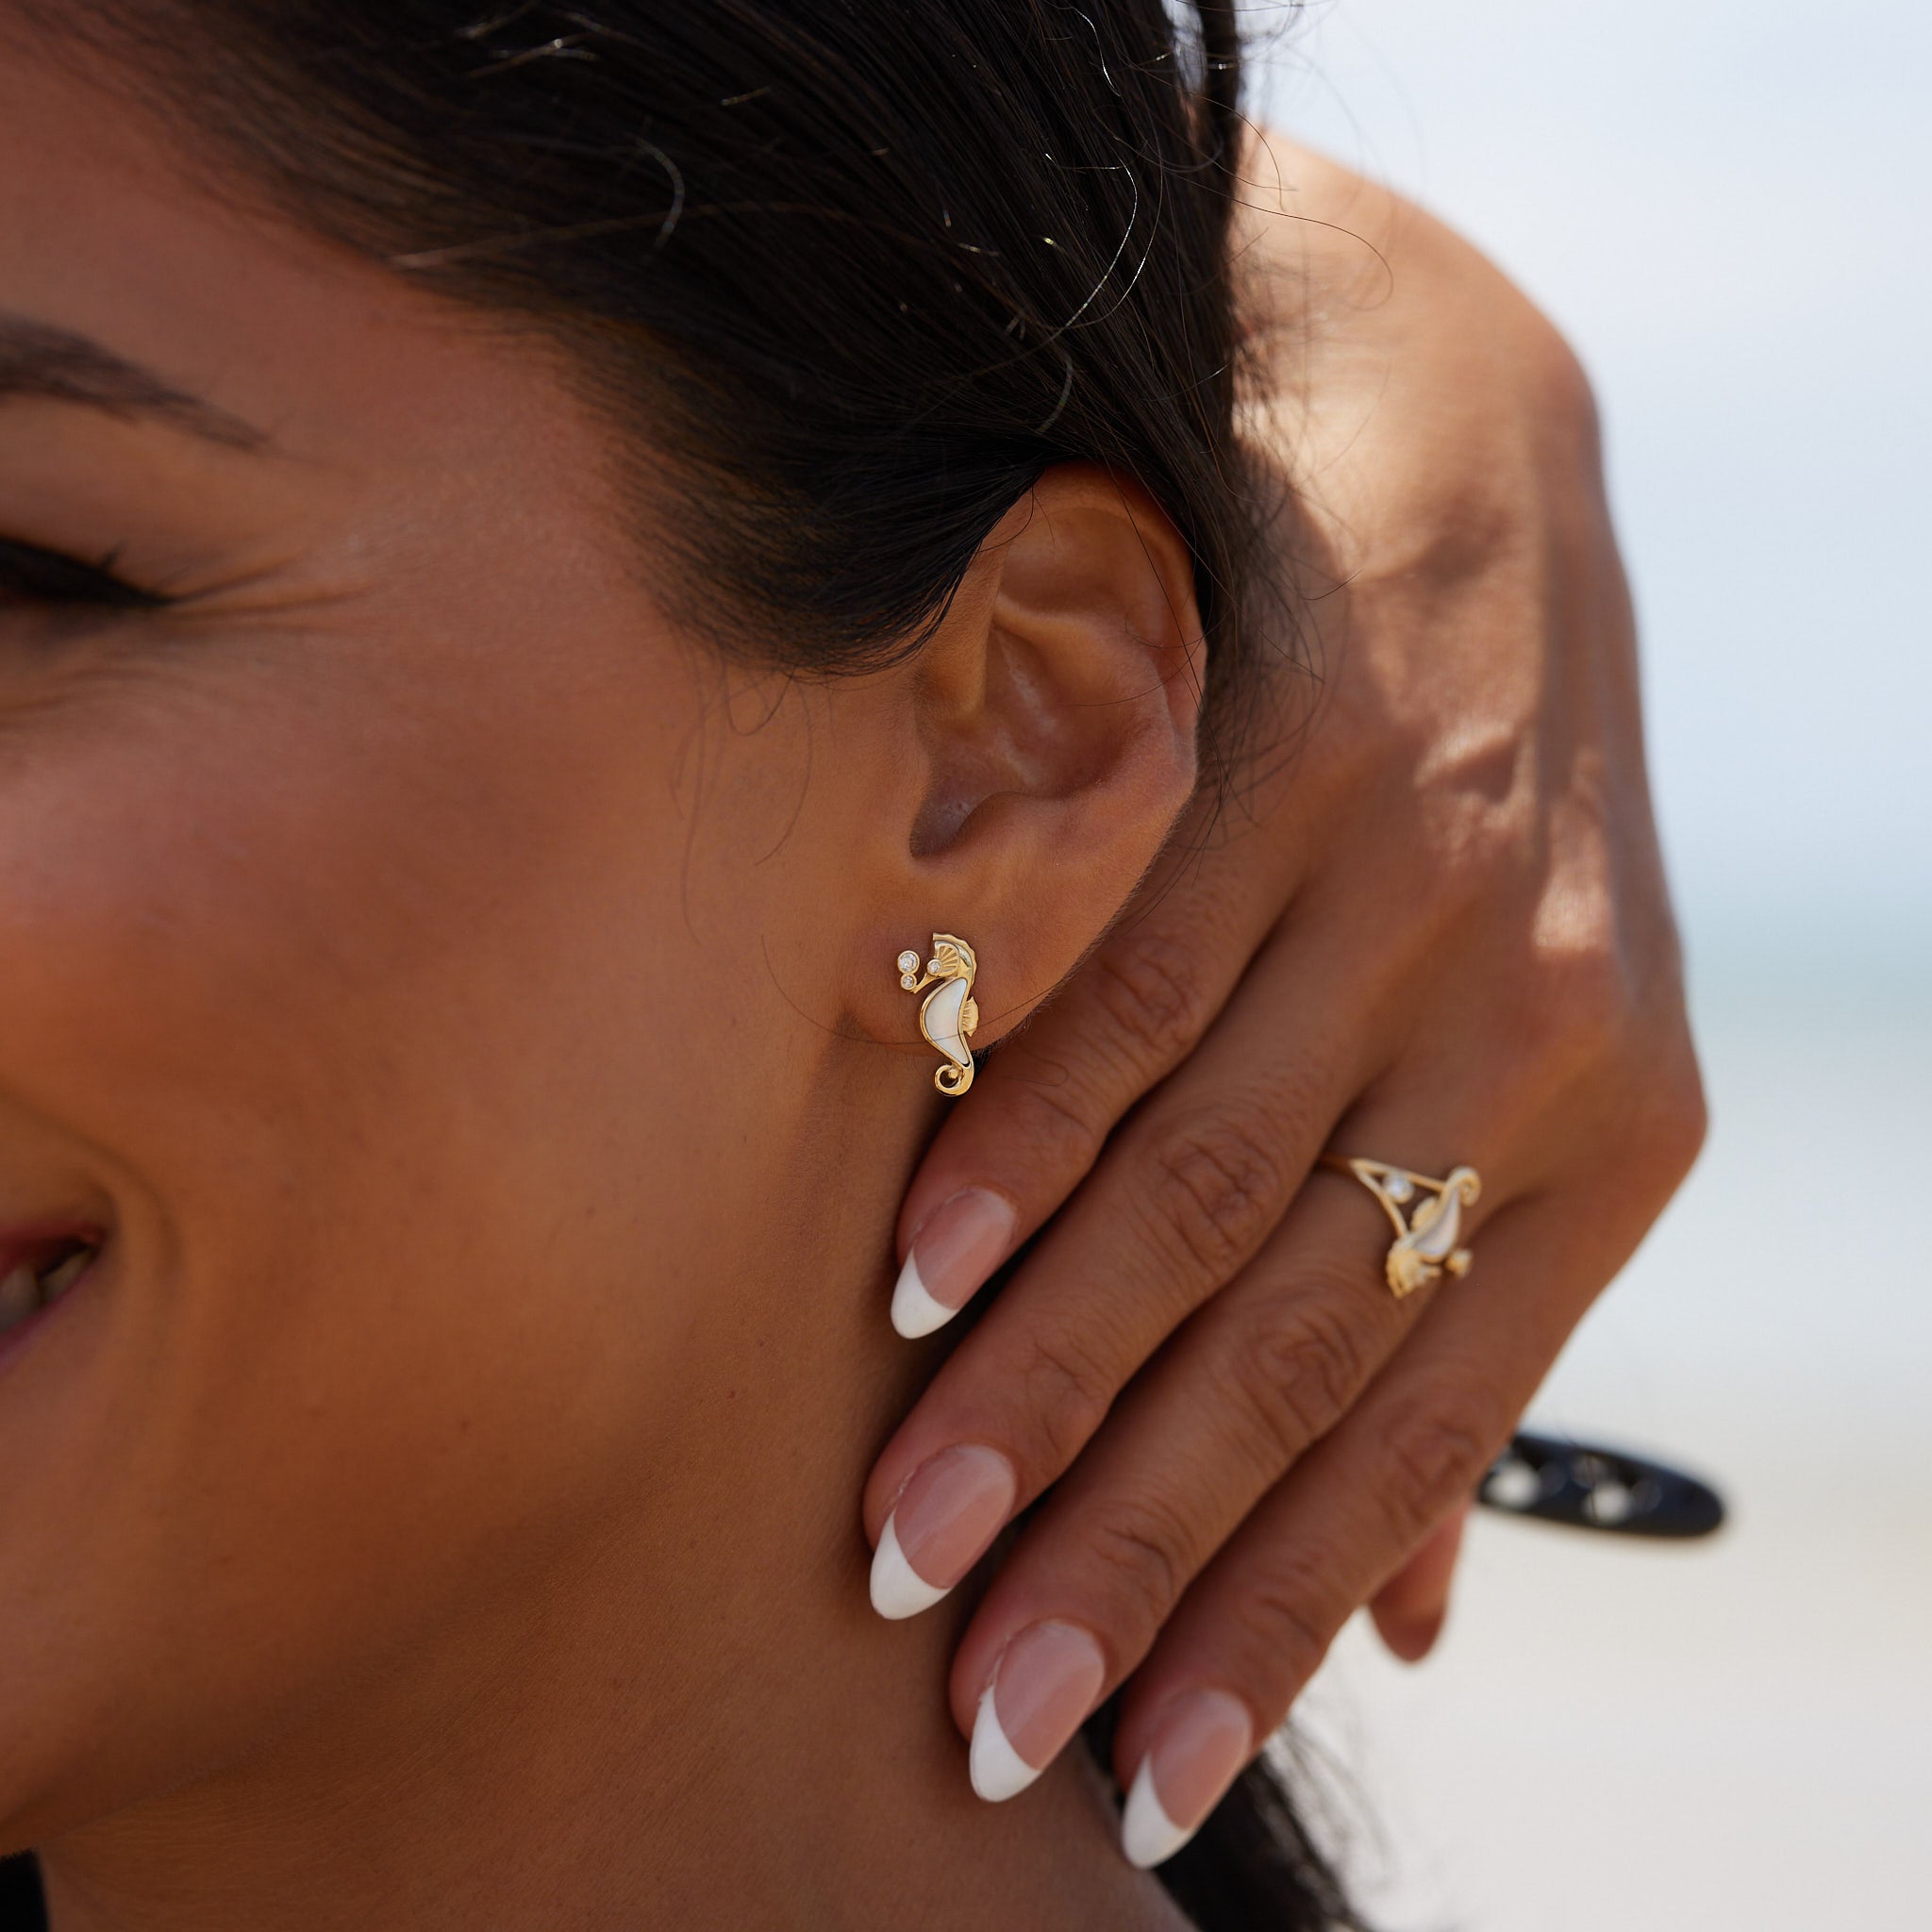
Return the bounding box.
[894,934,980,1096]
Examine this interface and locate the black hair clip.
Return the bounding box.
[1479,1430,1726,1540]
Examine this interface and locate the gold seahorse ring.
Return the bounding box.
[895,933,980,1095]
[1318,1154,1482,1299]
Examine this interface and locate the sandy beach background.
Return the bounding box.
[1258,4,1932,1925]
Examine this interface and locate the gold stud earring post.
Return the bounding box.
[895,933,980,1095]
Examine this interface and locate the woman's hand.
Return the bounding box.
[862,138,1706,1844]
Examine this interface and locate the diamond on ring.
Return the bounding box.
[1318,1155,1482,1299]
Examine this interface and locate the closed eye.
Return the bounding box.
[0,535,167,609]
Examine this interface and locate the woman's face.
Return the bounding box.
[0,45,855,1842]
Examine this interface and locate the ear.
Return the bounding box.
[842,462,1207,1051]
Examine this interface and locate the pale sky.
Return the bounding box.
[1257,0,1932,998]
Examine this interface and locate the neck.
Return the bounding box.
[39,1060,1191,1932]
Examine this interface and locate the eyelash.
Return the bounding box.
[0,536,166,610]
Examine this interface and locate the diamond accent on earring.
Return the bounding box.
[1383,1172,1414,1204]
[897,950,921,974]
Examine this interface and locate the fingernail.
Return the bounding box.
[869,1444,1016,1620]
[969,1620,1107,1802]
[891,1188,1016,1339]
[1121,1688,1254,1868]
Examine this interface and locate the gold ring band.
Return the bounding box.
[1318,1154,1482,1299]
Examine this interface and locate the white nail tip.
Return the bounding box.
[969,1685,1043,1803]
[890,1253,958,1339]
[869,1515,950,1621]
[1121,1757,1193,1869]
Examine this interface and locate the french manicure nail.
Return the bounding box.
[891,1187,1017,1339]
[1121,1688,1254,1868]
[969,1620,1107,1803]
[869,1443,1016,1620]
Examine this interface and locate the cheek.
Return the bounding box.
[0,616,743,1832]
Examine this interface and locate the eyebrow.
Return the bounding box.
[0,312,269,450]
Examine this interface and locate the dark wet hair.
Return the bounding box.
[37,0,1292,758]
[13,4,1361,1924]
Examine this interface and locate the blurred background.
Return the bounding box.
[1257,4,1932,1927]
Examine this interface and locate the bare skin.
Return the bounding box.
[0,46,1203,1932]
[868,133,1705,1828]
[0,29,1702,1932]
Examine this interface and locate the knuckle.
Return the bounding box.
[1002,1073,1109,1183]
[1008,1318,1123,1471]
[1509,925,1635,1097]
[1226,1548,1341,1699]
[1516,308,1601,441]
[1658,1046,1710,1177]
[1626,1027,1709,1196]
[1224,1289,1372,1473]
[1533,324,1604,450]
[1518,784,1658,1080]
[1378,1397,1498,1548]
[1403,805,1540,959]
[1082,1493,1202,1644]
[1141,1105,1291,1279]
[1547,938,1630,1056]
[1087,927,1214,1075]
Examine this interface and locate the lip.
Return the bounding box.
[0,1220,105,1378]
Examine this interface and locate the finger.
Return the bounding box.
[1108,1197,1589,1862]
[927,1136,1499,1760]
[1368,1502,1468,1662]
[864,926,1383,1566]
[884,819,1290,1338]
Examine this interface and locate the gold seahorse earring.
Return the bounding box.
[895,934,980,1095]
